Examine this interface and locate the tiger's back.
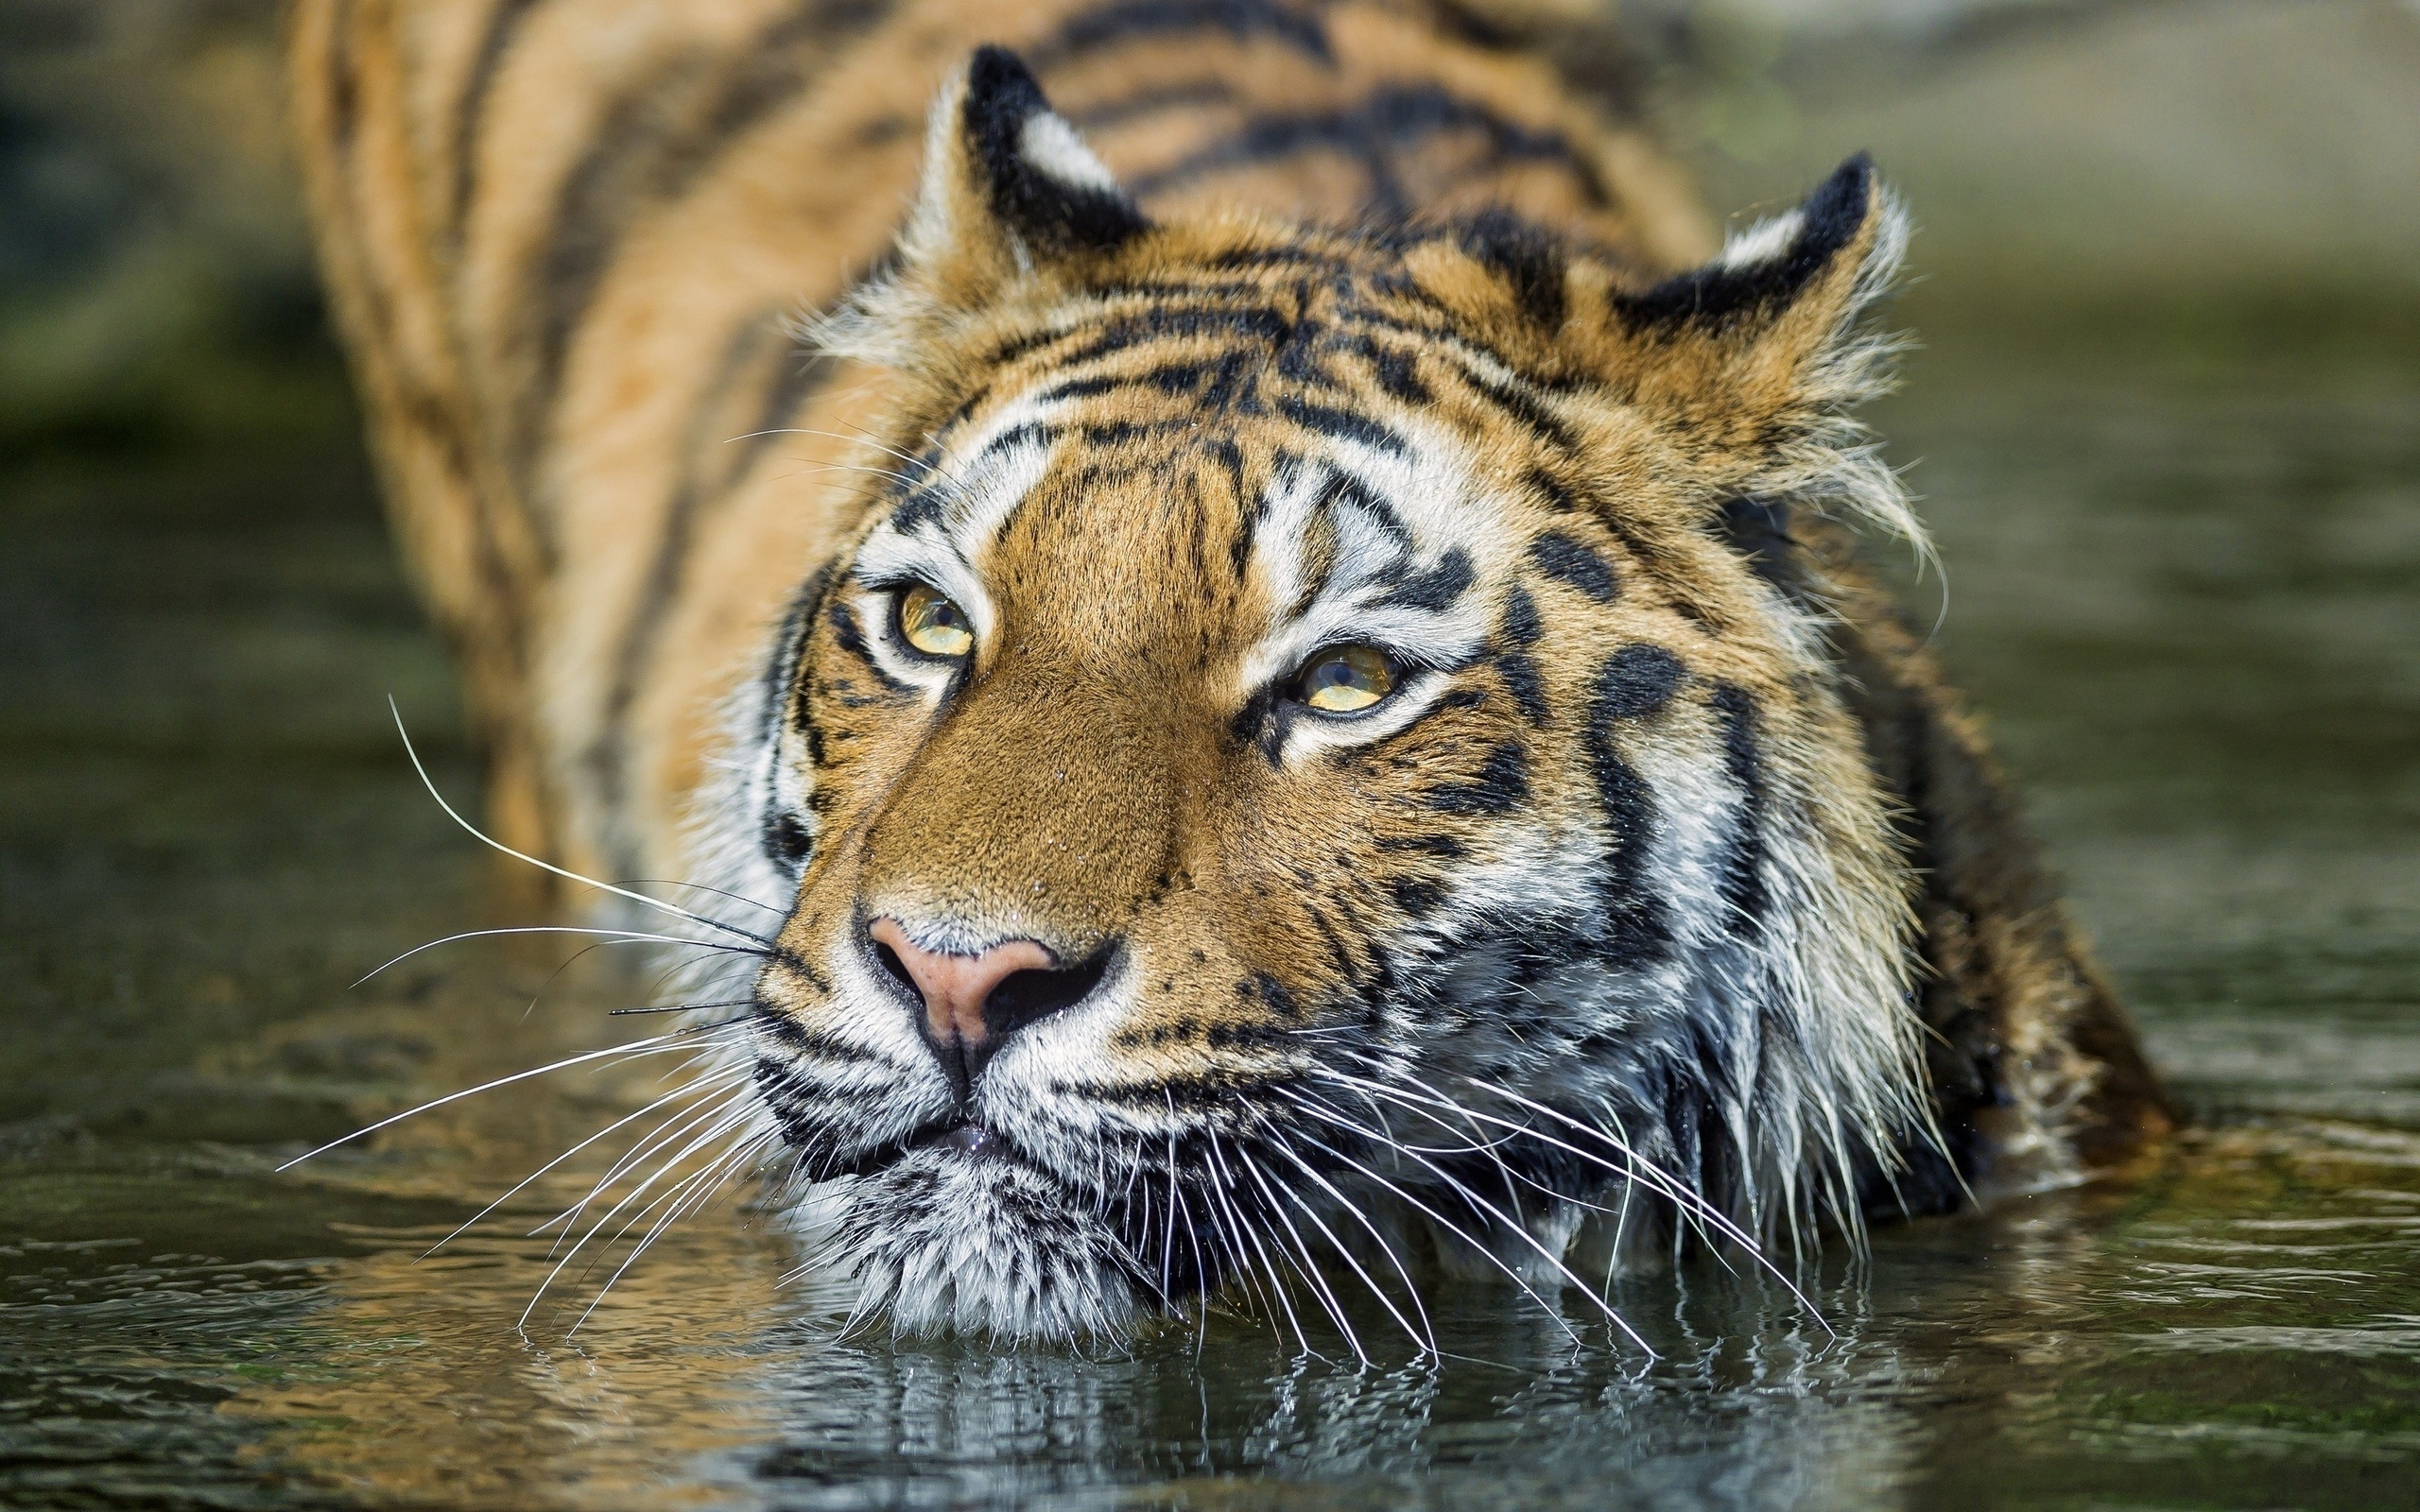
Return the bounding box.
[293,0,2167,1338]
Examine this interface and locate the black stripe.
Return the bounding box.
[1065,79,1241,131]
[1500,585,1543,645]
[325,0,361,153]
[763,812,814,873]
[1526,467,1582,513]
[888,482,954,535]
[518,0,892,489]
[1585,649,1678,965]
[1592,643,1684,721]
[1452,358,1581,453]
[1374,546,1474,612]
[323,0,551,795]
[1497,653,1548,724]
[1052,304,1296,366]
[1125,85,1596,217]
[516,45,714,480]
[766,561,837,746]
[449,0,548,237]
[1530,531,1618,601]
[1026,0,1334,70]
[1375,833,1464,858]
[1391,875,1448,919]
[1324,473,1411,548]
[1337,333,1429,404]
[887,418,1059,535]
[1426,741,1530,816]
[1708,683,1771,931]
[1451,208,1567,327]
[1206,244,1357,274]
[1276,395,1408,455]
[825,597,910,695]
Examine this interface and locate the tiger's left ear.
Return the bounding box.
[893,46,1146,304]
[1565,155,1908,428]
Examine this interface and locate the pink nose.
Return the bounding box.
[868,918,1057,1048]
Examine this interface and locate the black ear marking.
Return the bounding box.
[1455,208,1567,327]
[963,45,1149,254]
[1615,154,1875,333]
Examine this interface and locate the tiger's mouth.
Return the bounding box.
[793,1111,1150,1340]
[849,1118,1023,1176]
[771,1097,1035,1183]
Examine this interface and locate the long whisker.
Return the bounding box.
[608,999,755,1017]
[532,1070,752,1244]
[1274,1113,1586,1351]
[1453,1074,1833,1332]
[1321,1055,1756,1275]
[1235,1146,1374,1366]
[353,926,761,988]
[524,1086,757,1331]
[728,426,972,495]
[569,1114,770,1333]
[1266,1135,1438,1357]
[769,458,942,493]
[556,1119,750,1326]
[608,878,786,918]
[1277,1089,1655,1355]
[389,700,772,947]
[1311,1066,1748,1293]
[275,1022,752,1172]
[416,1071,751,1261]
[1204,1129,1307,1355]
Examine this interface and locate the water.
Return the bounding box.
[3,335,2416,1509]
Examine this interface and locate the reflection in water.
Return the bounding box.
[204,1119,2420,1510]
[5,349,2418,1507]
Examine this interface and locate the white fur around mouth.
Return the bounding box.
[802,1143,1141,1341]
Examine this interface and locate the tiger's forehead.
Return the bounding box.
[851,338,1527,678]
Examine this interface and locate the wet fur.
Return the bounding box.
[293,0,2168,1343]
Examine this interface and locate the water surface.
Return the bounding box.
[3,338,2416,1509]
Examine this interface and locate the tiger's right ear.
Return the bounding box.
[889,46,1147,312]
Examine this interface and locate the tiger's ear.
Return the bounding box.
[1571,155,1907,429]
[895,45,1147,303]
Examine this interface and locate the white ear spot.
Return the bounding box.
[1018,112,1120,195]
[1716,209,1804,270]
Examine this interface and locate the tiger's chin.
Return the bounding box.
[795,1136,1143,1344]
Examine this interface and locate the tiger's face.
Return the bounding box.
[719,50,1927,1341]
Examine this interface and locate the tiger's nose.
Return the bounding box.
[867,918,1107,1096]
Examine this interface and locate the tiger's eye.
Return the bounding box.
[1297,644,1395,713]
[897,584,973,657]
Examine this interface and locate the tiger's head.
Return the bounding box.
[716,48,1927,1342]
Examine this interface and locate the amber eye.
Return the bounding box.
[1294,644,1395,713]
[896,583,973,658]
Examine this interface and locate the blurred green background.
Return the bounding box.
[0,0,346,458]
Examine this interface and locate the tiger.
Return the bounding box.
[289,0,2170,1342]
